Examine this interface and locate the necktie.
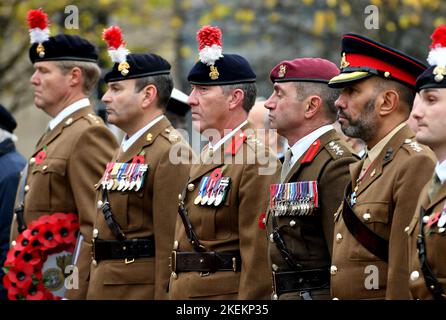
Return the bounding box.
[428,173,442,202]
[280,148,293,182]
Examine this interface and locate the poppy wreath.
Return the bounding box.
[2,213,79,300]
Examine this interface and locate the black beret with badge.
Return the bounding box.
[328,33,427,89]
[416,25,446,91]
[102,26,171,83]
[187,25,256,85]
[27,9,98,64]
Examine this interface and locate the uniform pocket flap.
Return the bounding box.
[32,158,67,176]
[355,201,389,224]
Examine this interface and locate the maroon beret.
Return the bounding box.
[269,57,340,83]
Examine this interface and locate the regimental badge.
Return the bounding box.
[101,162,149,192]
[118,61,130,76]
[433,65,446,82]
[209,65,219,80]
[269,181,318,216]
[36,43,45,58]
[278,65,286,78]
[340,52,350,69]
[194,168,231,207]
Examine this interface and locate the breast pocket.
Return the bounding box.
[29,158,70,211]
[349,201,389,261]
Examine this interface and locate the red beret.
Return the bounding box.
[269,57,340,83]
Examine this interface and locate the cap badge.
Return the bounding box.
[433,66,446,83]
[340,52,350,69]
[36,43,45,58]
[278,65,286,78]
[209,65,219,80]
[118,61,130,76]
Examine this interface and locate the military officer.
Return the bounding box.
[327,33,436,299]
[168,25,280,300]
[10,9,118,300]
[407,25,446,300]
[85,26,192,300]
[264,58,358,300]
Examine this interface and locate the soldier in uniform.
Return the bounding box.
[264,58,359,300]
[327,33,436,299]
[85,26,192,300]
[168,25,280,300]
[407,25,446,300]
[10,9,118,300]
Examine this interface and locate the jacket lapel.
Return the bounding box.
[426,183,446,212]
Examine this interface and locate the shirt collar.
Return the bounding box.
[435,160,446,184]
[48,98,90,130]
[287,124,334,167]
[366,122,406,163]
[121,115,164,152]
[209,120,248,152]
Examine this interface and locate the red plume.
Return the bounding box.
[196,25,222,50]
[102,26,125,49]
[27,9,48,30]
[430,25,446,49]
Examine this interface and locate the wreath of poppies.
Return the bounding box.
[2,213,79,300]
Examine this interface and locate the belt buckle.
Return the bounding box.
[170,251,177,273]
[125,258,135,264]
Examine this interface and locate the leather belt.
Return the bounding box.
[170,251,241,274]
[92,236,155,263]
[272,268,330,296]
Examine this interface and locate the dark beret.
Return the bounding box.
[29,34,98,64]
[188,53,256,85]
[104,53,171,83]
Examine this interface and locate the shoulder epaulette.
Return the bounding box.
[401,138,423,153]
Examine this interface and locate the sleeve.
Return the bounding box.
[152,142,191,300]
[237,161,278,300]
[318,156,356,256]
[386,153,435,299]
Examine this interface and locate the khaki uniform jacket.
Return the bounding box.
[10,106,118,300]
[267,129,358,300]
[86,117,192,300]
[331,125,436,300]
[168,122,281,300]
[407,181,446,299]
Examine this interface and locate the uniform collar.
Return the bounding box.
[48,98,90,130]
[287,124,334,168]
[435,160,446,184]
[366,122,405,163]
[121,115,165,152]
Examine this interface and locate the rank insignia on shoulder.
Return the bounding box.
[404,139,422,153]
[328,141,344,156]
[194,171,231,207]
[101,162,149,193]
[269,181,318,216]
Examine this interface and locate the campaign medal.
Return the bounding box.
[194,176,209,205]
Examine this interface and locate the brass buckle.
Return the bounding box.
[170,251,177,273]
[124,258,135,264]
[232,257,237,272]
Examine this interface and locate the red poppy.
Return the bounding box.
[36,223,58,249]
[258,213,267,230]
[35,150,46,165]
[132,155,145,164]
[25,283,47,300]
[6,261,33,289]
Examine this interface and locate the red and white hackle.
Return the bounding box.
[102,26,130,76]
[27,9,50,58]
[197,25,223,66]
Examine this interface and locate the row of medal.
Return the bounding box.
[269,181,319,216]
[194,176,231,207]
[100,162,149,192]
